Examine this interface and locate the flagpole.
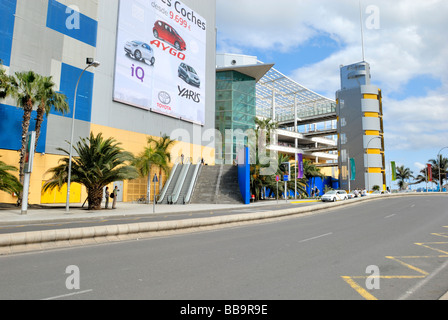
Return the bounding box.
[359,0,365,61]
[348,151,351,192]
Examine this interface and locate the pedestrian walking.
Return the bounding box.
[104,187,110,209]
[112,186,119,209]
[181,154,184,164]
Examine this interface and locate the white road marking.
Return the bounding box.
[398,259,448,300]
[298,232,333,243]
[42,289,93,300]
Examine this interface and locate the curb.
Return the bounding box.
[0,193,446,255]
[0,199,346,254]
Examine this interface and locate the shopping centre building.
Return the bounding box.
[0,0,217,204]
[0,0,363,206]
[216,53,338,180]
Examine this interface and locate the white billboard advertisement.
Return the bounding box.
[113,0,206,125]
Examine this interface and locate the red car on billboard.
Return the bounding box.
[153,20,187,51]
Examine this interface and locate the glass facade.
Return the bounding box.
[216,71,256,164]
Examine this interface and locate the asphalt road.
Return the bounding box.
[0,195,447,302]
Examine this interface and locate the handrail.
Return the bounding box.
[185,157,203,204]
[157,157,180,204]
[171,157,191,204]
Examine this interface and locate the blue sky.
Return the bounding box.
[216,0,448,190]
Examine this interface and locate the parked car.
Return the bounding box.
[178,63,200,88]
[125,41,155,65]
[153,20,186,51]
[321,190,348,202]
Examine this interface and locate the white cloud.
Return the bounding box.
[414,162,425,170]
[216,0,448,153]
[383,92,448,150]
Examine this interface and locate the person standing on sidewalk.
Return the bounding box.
[112,186,119,209]
[104,187,110,209]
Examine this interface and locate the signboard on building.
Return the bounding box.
[113,0,207,125]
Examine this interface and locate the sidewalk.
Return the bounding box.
[0,199,309,226]
[1,192,444,226]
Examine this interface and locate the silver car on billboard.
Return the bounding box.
[178,62,200,88]
[125,40,155,66]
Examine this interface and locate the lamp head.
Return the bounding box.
[86,58,100,68]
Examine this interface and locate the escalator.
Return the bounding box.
[157,163,181,204]
[157,158,202,205]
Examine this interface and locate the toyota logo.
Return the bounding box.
[158,91,171,104]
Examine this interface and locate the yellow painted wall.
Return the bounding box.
[0,149,86,205]
[41,181,82,204]
[364,94,378,100]
[319,166,338,178]
[0,150,21,204]
[89,124,215,202]
[1,124,216,205]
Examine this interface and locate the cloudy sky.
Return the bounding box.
[216,0,448,189]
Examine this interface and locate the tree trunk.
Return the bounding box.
[87,185,103,210]
[17,101,34,205]
[34,105,45,151]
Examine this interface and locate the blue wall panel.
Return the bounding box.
[0,104,47,153]
[46,0,97,47]
[238,147,251,205]
[53,63,94,122]
[0,0,17,66]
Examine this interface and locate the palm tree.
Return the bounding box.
[0,156,22,195]
[395,165,413,190]
[151,134,176,191]
[254,117,278,146]
[428,156,448,188]
[8,71,40,184]
[35,75,69,149]
[299,159,324,197]
[410,167,427,186]
[288,160,310,197]
[249,118,279,201]
[250,154,275,201]
[5,71,69,205]
[0,65,12,99]
[133,134,176,203]
[42,132,138,210]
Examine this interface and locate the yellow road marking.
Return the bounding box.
[415,242,448,255]
[385,256,429,276]
[341,276,378,300]
[390,255,448,259]
[347,275,426,279]
[342,227,448,300]
[431,233,448,238]
[290,200,319,204]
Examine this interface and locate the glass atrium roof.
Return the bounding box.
[256,63,336,123]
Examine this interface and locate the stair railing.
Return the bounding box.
[170,157,191,204]
[157,157,180,204]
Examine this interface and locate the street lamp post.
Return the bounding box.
[437,147,448,192]
[65,59,100,213]
[366,136,382,192]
